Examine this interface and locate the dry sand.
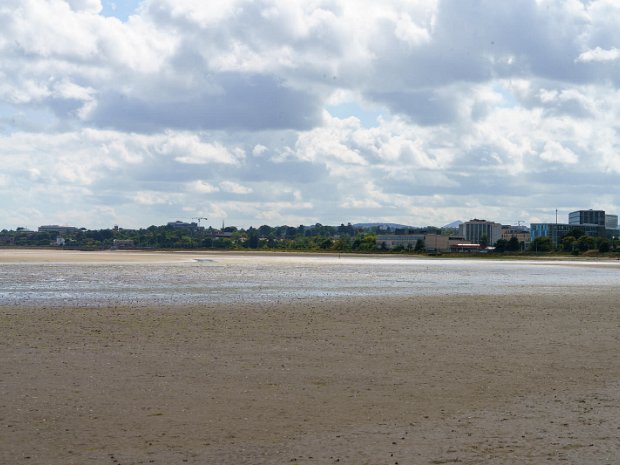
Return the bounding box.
[0,249,195,264]
[2,289,619,465]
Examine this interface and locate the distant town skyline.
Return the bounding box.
[1,1,620,230]
[8,207,618,233]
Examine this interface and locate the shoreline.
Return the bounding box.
[1,247,620,264]
[2,292,619,464]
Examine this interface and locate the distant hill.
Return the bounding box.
[442,220,463,229]
[353,222,416,230]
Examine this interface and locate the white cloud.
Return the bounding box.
[188,180,219,193]
[539,140,579,164]
[2,1,620,229]
[133,191,182,205]
[576,47,620,63]
[394,12,432,47]
[162,136,243,165]
[252,144,268,156]
[220,181,253,195]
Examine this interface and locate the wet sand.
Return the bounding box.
[2,247,619,265]
[2,290,619,464]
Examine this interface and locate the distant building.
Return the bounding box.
[459,219,502,245]
[38,225,80,235]
[532,209,613,244]
[112,239,134,249]
[530,223,606,244]
[210,230,233,238]
[500,225,530,246]
[569,210,605,226]
[605,214,618,230]
[376,234,451,252]
[166,221,201,231]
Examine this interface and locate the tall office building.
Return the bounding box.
[459,219,502,244]
[568,210,605,226]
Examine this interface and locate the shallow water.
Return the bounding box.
[0,254,618,307]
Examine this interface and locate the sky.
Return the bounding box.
[2,0,620,230]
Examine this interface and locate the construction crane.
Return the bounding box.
[192,217,208,225]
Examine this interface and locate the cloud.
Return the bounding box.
[66,0,102,13]
[88,74,323,132]
[133,190,182,205]
[539,140,579,164]
[219,181,253,195]
[2,0,620,230]
[161,136,243,165]
[188,180,219,194]
[576,47,620,63]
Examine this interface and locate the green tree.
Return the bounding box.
[246,230,259,249]
[506,236,520,252]
[598,239,610,253]
[479,234,489,247]
[414,239,425,252]
[494,238,508,253]
[319,238,333,250]
[576,235,594,251]
[529,236,553,252]
[258,225,273,237]
[561,235,576,252]
[334,235,351,251]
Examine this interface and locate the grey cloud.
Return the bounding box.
[360,0,617,123]
[89,73,322,132]
[237,159,328,184]
[368,89,459,126]
[430,0,589,83]
[48,97,86,119]
[543,98,593,119]
[381,170,532,198]
[529,170,620,190]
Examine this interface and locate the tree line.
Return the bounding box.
[1,224,617,255]
[0,223,384,252]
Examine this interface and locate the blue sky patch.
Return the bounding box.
[101,0,142,21]
[326,101,385,127]
[493,84,518,108]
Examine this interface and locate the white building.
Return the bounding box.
[38,225,79,235]
[459,219,502,245]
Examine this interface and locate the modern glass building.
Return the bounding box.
[530,223,606,244]
[569,210,605,226]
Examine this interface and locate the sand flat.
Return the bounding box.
[1,291,619,465]
[0,249,197,264]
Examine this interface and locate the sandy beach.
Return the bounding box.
[1,250,619,464]
[0,249,197,264]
